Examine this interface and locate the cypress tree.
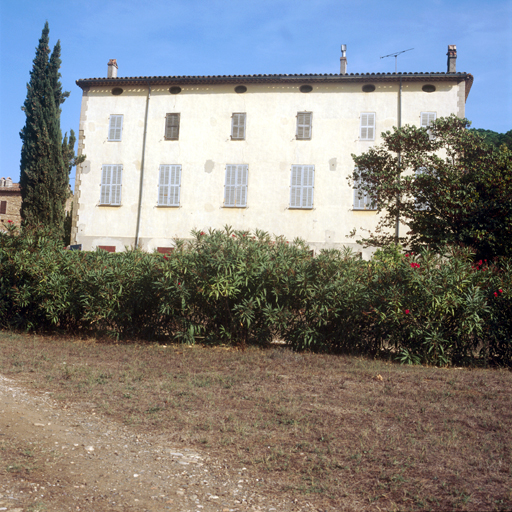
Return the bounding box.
[20,22,68,238]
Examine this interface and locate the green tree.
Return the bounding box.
[350,115,512,259]
[19,22,69,239]
[469,128,512,150]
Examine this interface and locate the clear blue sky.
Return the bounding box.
[1,0,511,190]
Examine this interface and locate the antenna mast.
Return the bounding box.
[380,48,414,73]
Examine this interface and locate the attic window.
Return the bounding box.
[422,84,436,93]
[111,88,123,96]
[169,86,182,94]
[362,84,375,93]
[299,85,313,93]
[234,85,247,94]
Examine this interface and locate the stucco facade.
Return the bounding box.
[72,49,472,257]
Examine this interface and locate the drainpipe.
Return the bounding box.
[395,75,402,245]
[135,83,151,249]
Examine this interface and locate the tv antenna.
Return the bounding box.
[380,48,414,73]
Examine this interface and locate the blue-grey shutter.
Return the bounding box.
[100,165,111,204]
[111,165,122,205]
[165,114,180,140]
[169,165,181,206]
[360,113,375,140]
[108,115,123,141]
[290,165,302,207]
[302,165,314,208]
[224,165,236,206]
[231,113,246,140]
[158,165,170,205]
[353,173,366,210]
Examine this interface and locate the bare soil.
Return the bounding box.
[1,331,511,511]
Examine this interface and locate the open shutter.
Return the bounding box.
[231,113,246,139]
[360,113,375,140]
[108,115,123,141]
[224,165,236,206]
[158,165,170,205]
[165,114,180,140]
[296,112,312,139]
[169,165,181,206]
[100,165,111,204]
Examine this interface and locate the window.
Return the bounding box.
[353,173,377,210]
[420,112,436,139]
[224,165,248,207]
[98,246,116,252]
[165,113,180,140]
[108,115,123,141]
[158,165,182,206]
[231,113,246,140]
[415,167,429,210]
[296,112,312,140]
[360,113,376,140]
[290,165,314,209]
[100,165,122,205]
[0,201,6,214]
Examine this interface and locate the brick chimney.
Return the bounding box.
[108,59,118,78]
[447,45,456,73]
[340,44,347,75]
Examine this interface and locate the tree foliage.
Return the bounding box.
[350,115,512,260]
[469,128,512,150]
[19,22,79,240]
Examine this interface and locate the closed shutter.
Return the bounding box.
[165,114,180,140]
[0,201,6,214]
[100,165,122,205]
[231,113,246,140]
[353,174,366,209]
[108,115,123,141]
[224,165,248,207]
[290,165,314,208]
[420,112,436,129]
[158,165,181,206]
[296,112,312,139]
[360,113,375,140]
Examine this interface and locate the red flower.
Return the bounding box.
[405,253,409,257]
[7,220,12,224]
[478,260,482,266]
[494,292,498,297]
[499,289,503,293]
[200,231,205,235]
[163,255,168,260]
[405,309,410,314]
[178,282,181,286]
[232,234,236,237]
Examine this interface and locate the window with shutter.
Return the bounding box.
[100,165,123,205]
[165,113,180,140]
[158,165,182,206]
[415,167,429,210]
[353,172,377,210]
[296,112,312,140]
[108,115,123,141]
[0,201,6,214]
[231,113,246,140]
[360,113,376,140]
[224,165,248,207]
[290,165,314,209]
[420,112,436,139]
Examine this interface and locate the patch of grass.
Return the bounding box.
[0,331,511,510]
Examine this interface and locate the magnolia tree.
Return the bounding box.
[350,115,512,260]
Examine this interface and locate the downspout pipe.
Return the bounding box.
[135,83,151,248]
[395,75,402,245]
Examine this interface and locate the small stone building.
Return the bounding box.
[0,178,22,227]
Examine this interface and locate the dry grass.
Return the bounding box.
[1,330,511,511]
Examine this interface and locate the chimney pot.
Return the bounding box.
[108,59,118,78]
[447,45,457,73]
[340,44,347,75]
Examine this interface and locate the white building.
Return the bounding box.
[71,45,472,256]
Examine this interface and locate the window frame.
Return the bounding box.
[164,113,180,140]
[353,172,377,211]
[158,164,182,207]
[289,165,315,209]
[100,165,123,206]
[224,164,248,208]
[420,112,437,139]
[296,112,312,140]
[360,112,376,141]
[108,115,123,142]
[231,113,246,140]
[0,201,6,215]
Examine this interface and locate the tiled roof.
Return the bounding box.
[76,71,473,97]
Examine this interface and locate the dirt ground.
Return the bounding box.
[0,374,319,512]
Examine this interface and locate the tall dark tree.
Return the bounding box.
[19,22,68,238]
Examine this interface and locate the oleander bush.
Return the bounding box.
[1,222,510,366]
